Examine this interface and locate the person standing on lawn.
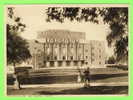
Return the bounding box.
[84,67,91,87]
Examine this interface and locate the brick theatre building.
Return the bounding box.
[28,29,106,69]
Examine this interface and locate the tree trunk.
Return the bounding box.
[13,62,21,89]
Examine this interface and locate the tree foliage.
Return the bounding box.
[7,7,31,65]
[46,7,128,63]
[107,56,116,64]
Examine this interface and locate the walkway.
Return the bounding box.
[7,82,128,89]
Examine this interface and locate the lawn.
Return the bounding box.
[7,86,128,95]
[7,67,128,85]
[7,67,128,95]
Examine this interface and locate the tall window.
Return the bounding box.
[86,56,88,59]
[85,49,88,52]
[54,44,57,48]
[99,62,101,64]
[47,56,50,61]
[78,56,80,60]
[62,44,65,48]
[92,53,94,56]
[63,56,66,60]
[99,55,101,58]
[71,44,73,48]
[79,44,81,48]
[92,58,95,62]
[71,56,73,60]
[99,43,101,46]
[91,47,94,50]
[99,49,101,53]
[54,56,57,60]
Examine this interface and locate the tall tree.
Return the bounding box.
[7,7,31,89]
[45,7,128,63]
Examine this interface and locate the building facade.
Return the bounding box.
[28,30,106,69]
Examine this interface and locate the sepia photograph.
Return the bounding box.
[6,4,128,96]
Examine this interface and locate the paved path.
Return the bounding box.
[7,82,128,89]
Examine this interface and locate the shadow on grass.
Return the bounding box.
[7,73,128,85]
[38,86,128,95]
[91,73,128,80]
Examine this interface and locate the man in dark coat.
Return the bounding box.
[84,67,91,87]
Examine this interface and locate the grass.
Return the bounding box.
[7,67,128,85]
[7,86,128,95]
[7,67,128,95]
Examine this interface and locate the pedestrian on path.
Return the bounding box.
[83,67,91,87]
[77,73,81,83]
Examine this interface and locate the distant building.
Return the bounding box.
[27,40,44,69]
[28,30,106,69]
[89,40,106,68]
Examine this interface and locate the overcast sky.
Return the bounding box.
[7,5,128,57]
[10,6,109,41]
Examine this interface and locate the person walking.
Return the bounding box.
[83,67,91,87]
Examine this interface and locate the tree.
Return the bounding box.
[7,7,31,89]
[107,56,116,64]
[45,7,128,63]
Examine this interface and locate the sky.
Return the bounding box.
[7,5,126,57]
[11,6,109,41]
